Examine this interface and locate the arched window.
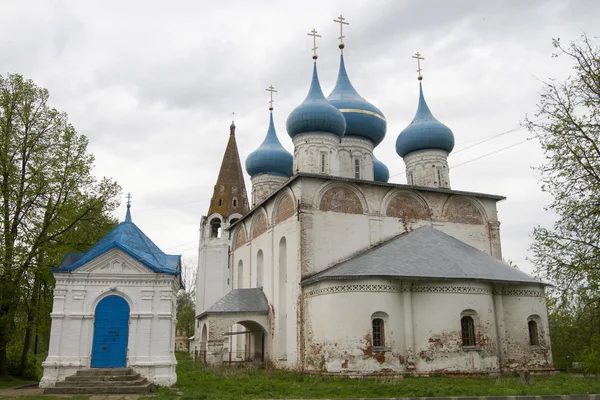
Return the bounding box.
[528,320,539,346]
[461,316,475,347]
[237,260,244,289]
[256,250,264,288]
[210,218,222,238]
[372,318,384,348]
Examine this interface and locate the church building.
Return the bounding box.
[191,19,553,375]
[41,202,181,388]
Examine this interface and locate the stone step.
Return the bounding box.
[56,378,148,387]
[44,383,150,395]
[65,373,142,382]
[75,368,134,377]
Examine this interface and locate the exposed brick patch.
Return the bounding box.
[320,187,363,215]
[445,198,484,224]
[386,195,429,221]
[275,194,295,223]
[232,227,247,250]
[251,212,268,238]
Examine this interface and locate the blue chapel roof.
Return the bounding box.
[245,111,293,178]
[286,62,346,139]
[328,55,387,146]
[52,206,180,275]
[396,82,455,157]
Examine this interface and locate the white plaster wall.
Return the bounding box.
[337,137,374,180]
[41,249,179,387]
[293,133,340,175]
[499,285,553,371]
[251,174,289,206]
[403,149,451,188]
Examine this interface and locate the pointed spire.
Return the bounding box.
[207,122,249,217]
[125,193,132,223]
[414,82,436,121]
[307,62,327,101]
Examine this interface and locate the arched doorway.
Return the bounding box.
[91,295,130,368]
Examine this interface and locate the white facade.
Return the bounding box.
[194,173,553,375]
[403,149,451,188]
[338,136,374,180]
[293,133,340,175]
[41,249,179,387]
[251,174,289,206]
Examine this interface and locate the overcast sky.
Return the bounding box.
[1,0,598,275]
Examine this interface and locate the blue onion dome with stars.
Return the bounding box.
[328,54,387,146]
[246,110,293,178]
[286,30,346,139]
[373,156,390,182]
[396,81,455,157]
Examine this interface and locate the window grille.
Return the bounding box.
[354,158,361,179]
[528,320,539,345]
[461,316,475,346]
[372,318,384,347]
[321,152,326,173]
[437,169,443,187]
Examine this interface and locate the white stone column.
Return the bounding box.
[493,290,507,371]
[403,289,416,371]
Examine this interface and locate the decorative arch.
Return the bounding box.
[89,288,136,315]
[273,189,297,224]
[382,189,430,221]
[232,224,248,250]
[443,196,488,225]
[251,209,269,239]
[316,183,367,215]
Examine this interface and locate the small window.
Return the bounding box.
[320,152,327,173]
[408,171,414,185]
[437,169,443,187]
[210,218,222,238]
[354,158,361,179]
[528,320,539,346]
[372,318,384,348]
[218,199,223,206]
[233,198,237,207]
[461,316,475,347]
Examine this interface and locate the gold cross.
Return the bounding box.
[126,192,132,207]
[333,15,349,46]
[307,29,321,59]
[266,85,277,111]
[412,52,425,80]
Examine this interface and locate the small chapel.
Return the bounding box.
[40,202,181,388]
[191,18,554,375]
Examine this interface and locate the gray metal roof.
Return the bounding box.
[198,288,269,318]
[301,226,541,286]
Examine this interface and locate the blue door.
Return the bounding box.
[91,295,129,368]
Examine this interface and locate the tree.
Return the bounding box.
[176,291,195,340]
[0,73,120,376]
[527,33,600,372]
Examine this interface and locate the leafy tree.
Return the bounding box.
[527,34,600,372]
[177,290,195,340]
[0,73,120,376]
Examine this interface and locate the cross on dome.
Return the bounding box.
[333,15,349,51]
[307,29,321,60]
[413,52,425,81]
[266,85,277,111]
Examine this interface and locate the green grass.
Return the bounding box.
[150,352,600,400]
[0,375,36,389]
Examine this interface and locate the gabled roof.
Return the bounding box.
[198,288,268,318]
[52,206,180,275]
[301,226,541,286]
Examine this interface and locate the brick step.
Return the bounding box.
[56,378,148,387]
[75,368,134,377]
[65,373,142,382]
[44,383,150,395]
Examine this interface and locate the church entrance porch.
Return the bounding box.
[91,295,130,368]
[224,320,266,365]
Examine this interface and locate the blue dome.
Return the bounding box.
[246,112,293,178]
[328,55,387,146]
[373,156,389,182]
[396,82,455,157]
[286,62,346,139]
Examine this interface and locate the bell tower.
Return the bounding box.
[195,121,249,317]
